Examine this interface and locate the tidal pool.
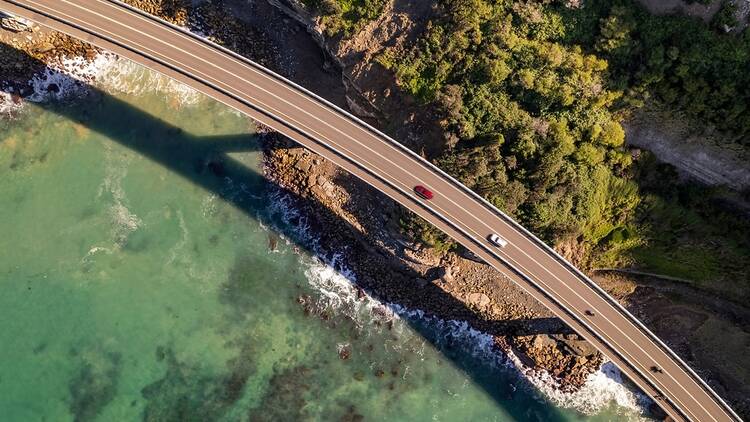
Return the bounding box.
[0,59,648,421]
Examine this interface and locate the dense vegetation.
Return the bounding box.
[560,0,750,144]
[383,0,645,262]
[629,152,750,297]
[309,0,750,298]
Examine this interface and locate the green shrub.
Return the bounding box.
[303,0,388,36]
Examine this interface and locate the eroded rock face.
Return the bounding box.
[625,115,750,192]
[512,334,605,388]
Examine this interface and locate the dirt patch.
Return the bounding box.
[613,272,750,419]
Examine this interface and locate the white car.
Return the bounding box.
[488,233,508,248]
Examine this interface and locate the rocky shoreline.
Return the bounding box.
[3,0,607,391]
[261,132,608,391]
[0,22,99,97]
[3,0,750,418]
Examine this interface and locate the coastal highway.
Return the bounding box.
[0,1,740,420]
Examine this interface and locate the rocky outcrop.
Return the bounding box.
[512,334,603,388]
[1,16,31,33]
[625,112,750,192]
[0,26,99,84]
[120,0,191,26]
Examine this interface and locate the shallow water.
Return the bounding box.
[0,59,649,421]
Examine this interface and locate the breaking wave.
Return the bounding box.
[264,188,650,418]
[96,143,141,249]
[25,53,117,102]
[0,91,23,116]
[506,352,651,418]
[3,49,207,114]
[94,58,203,106]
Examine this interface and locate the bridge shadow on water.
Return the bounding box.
[1,43,574,421]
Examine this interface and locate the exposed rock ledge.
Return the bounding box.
[625,110,750,192]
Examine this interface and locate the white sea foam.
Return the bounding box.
[264,187,650,417]
[0,90,23,115]
[167,209,189,265]
[82,145,141,262]
[4,47,205,114]
[505,351,650,418]
[397,306,649,418]
[94,58,203,106]
[2,52,115,115]
[26,53,118,102]
[303,260,648,418]
[98,144,142,248]
[81,246,114,265]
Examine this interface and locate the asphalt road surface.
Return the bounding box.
[0,1,740,420]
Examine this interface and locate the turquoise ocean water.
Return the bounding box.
[0,58,649,421]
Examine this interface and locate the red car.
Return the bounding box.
[414,185,434,200]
